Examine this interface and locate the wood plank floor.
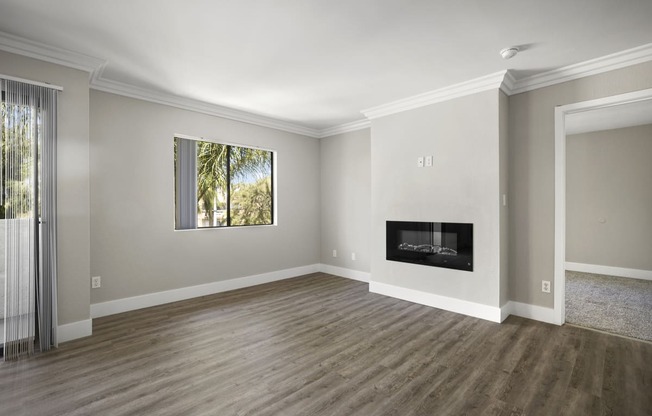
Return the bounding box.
[1,273,651,416]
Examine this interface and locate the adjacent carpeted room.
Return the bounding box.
[565,271,652,342]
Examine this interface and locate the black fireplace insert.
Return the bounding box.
[386,221,473,271]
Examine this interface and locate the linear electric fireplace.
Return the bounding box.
[386,221,473,271]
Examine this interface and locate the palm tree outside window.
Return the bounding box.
[174,137,274,229]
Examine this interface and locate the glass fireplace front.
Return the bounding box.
[386,221,473,271]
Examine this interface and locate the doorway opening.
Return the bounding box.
[554,88,652,341]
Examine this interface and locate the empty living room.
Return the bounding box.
[1,1,651,415]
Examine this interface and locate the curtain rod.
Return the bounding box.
[1,73,64,91]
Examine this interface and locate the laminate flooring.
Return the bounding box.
[1,273,651,416]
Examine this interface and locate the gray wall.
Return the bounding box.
[320,129,371,272]
[566,124,652,271]
[499,91,509,306]
[0,50,91,326]
[509,61,652,307]
[370,90,503,308]
[89,91,321,304]
[5,45,652,324]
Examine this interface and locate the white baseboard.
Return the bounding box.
[57,319,93,343]
[369,281,502,323]
[91,264,320,319]
[318,264,370,283]
[565,262,652,281]
[502,301,556,325]
[500,303,512,323]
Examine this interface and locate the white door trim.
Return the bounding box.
[553,87,652,325]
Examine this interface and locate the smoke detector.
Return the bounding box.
[500,47,519,60]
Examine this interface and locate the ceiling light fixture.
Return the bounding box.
[500,47,519,60]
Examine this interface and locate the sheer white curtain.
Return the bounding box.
[1,78,58,360]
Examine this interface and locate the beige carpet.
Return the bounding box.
[566,270,652,342]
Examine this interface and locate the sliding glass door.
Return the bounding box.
[1,78,58,360]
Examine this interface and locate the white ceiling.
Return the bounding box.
[1,0,652,132]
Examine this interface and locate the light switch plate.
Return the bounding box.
[417,157,424,167]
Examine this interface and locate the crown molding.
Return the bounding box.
[319,118,371,138]
[0,30,104,73]
[3,30,652,136]
[0,31,321,138]
[361,70,509,120]
[510,42,652,95]
[500,70,517,95]
[90,77,321,138]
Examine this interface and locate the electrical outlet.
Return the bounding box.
[425,155,433,167]
[351,252,356,261]
[542,280,551,293]
[91,276,101,289]
[332,249,337,258]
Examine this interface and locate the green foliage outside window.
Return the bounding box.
[175,137,273,228]
[0,101,37,220]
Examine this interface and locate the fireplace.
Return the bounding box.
[386,221,473,271]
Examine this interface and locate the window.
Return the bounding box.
[174,136,274,229]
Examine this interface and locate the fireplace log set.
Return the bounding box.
[387,221,473,272]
